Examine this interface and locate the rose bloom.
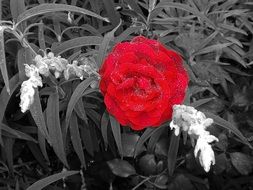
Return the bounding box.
[99,36,189,130]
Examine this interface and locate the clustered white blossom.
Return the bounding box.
[170,105,218,172]
[20,64,43,113]
[20,52,98,113]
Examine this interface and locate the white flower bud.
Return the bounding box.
[170,105,218,172]
[54,71,61,78]
[194,135,218,172]
[170,121,181,136]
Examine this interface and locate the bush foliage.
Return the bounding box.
[0,0,253,189]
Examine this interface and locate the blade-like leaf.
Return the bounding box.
[30,89,49,140]
[46,90,68,167]
[168,134,180,176]
[109,115,123,157]
[115,26,143,43]
[97,20,121,67]
[38,129,49,162]
[3,137,14,174]
[190,97,215,108]
[74,99,88,123]
[69,113,86,168]
[27,141,49,170]
[147,125,167,152]
[122,133,140,157]
[0,26,10,94]
[219,23,247,35]
[1,123,37,143]
[65,77,95,132]
[197,30,219,51]
[101,111,109,149]
[204,112,252,148]
[16,3,109,26]
[194,43,231,56]
[124,0,144,16]
[152,2,216,29]
[0,74,20,145]
[80,122,95,156]
[52,36,103,55]
[134,128,155,157]
[225,36,243,48]
[26,171,79,190]
[10,0,25,22]
[223,47,247,67]
[101,0,120,27]
[38,22,46,50]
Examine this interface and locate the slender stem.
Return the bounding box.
[6,27,37,55]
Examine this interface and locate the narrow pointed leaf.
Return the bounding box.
[1,123,37,143]
[52,36,103,55]
[3,137,14,174]
[27,141,48,170]
[80,122,94,156]
[101,111,109,149]
[17,3,109,26]
[70,113,86,168]
[219,23,247,35]
[168,134,180,176]
[134,128,155,157]
[109,115,123,157]
[115,26,143,43]
[101,0,120,27]
[194,43,231,56]
[204,112,252,148]
[38,129,49,162]
[190,97,215,108]
[97,20,121,67]
[30,89,49,140]
[74,99,88,123]
[26,171,79,190]
[0,74,20,145]
[152,2,216,29]
[10,0,25,22]
[0,26,10,94]
[46,91,68,166]
[65,77,95,132]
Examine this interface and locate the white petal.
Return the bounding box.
[20,81,35,112]
[194,136,217,172]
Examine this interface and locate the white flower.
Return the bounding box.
[24,64,43,88]
[46,53,68,74]
[19,80,35,113]
[34,55,50,76]
[25,64,39,78]
[170,104,218,172]
[64,61,82,80]
[33,52,69,78]
[170,121,181,136]
[20,65,43,112]
[170,105,214,138]
[194,135,218,172]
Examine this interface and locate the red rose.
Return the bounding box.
[99,36,189,130]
